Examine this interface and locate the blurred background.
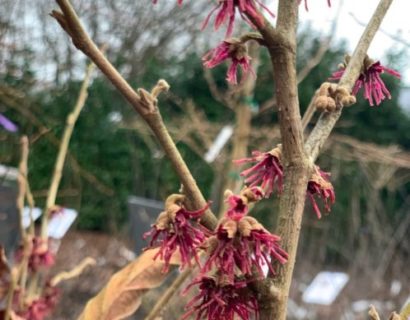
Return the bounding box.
[0,0,409,319]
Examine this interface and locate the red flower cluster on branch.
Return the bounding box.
[143,188,286,319]
[15,284,60,320]
[202,0,274,37]
[203,38,254,85]
[202,188,288,281]
[15,237,55,273]
[235,147,336,218]
[143,194,209,272]
[182,276,259,320]
[330,55,400,106]
[307,167,335,219]
[234,146,283,197]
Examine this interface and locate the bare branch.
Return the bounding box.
[52,0,218,230]
[251,2,311,320]
[203,68,233,109]
[41,61,95,239]
[144,268,193,320]
[305,0,394,161]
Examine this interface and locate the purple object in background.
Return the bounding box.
[0,113,18,132]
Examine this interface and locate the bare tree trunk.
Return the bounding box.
[258,1,310,319]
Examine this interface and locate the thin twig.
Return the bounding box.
[52,0,218,230]
[40,62,95,239]
[0,88,113,195]
[17,136,29,239]
[144,268,193,320]
[15,137,32,303]
[301,92,319,131]
[50,257,96,286]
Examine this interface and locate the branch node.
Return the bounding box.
[137,88,157,114]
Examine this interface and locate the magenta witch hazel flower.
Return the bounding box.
[202,188,288,281]
[299,0,331,11]
[143,194,209,272]
[16,283,60,320]
[307,167,335,219]
[202,0,274,37]
[234,146,283,198]
[330,55,401,106]
[15,237,55,273]
[182,275,259,320]
[203,38,254,85]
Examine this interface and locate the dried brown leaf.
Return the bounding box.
[78,248,180,320]
[369,305,381,320]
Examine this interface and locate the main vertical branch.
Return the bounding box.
[259,1,310,319]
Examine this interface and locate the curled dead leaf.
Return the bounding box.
[77,248,180,320]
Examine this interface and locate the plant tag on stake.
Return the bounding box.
[22,207,42,228]
[47,208,78,239]
[204,125,233,163]
[302,271,349,305]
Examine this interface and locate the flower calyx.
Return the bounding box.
[154,194,186,230]
[224,186,264,219]
[220,214,263,239]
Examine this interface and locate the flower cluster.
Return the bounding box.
[15,284,60,320]
[307,167,335,219]
[330,55,401,106]
[203,38,254,85]
[202,0,274,37]
[182,276,258,320]
[143,188,286,319]
[15,237,55,273]
[202,187,288,282]
[234,146,283,198]
[235,147,336,218]
[181,187,287,319]
[143,194,209,272]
